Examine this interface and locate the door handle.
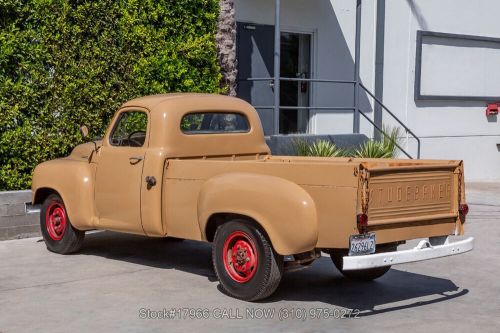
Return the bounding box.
[129,156,143,164]
[145,176,157,189]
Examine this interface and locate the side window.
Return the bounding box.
[110,111,148,147]
[181,112,250,134]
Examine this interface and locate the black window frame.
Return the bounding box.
[415,30,500,102]
[180,111,251,135]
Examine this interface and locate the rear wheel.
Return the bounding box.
[212,220,283,301]
[40,194,84,254]
[330,244,397,281]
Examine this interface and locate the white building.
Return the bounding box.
[234,0,500,181]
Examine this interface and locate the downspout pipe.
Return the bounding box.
[353,0,362,133]
[273,0,281,135]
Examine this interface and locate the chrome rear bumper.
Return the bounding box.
[342,236,474,271]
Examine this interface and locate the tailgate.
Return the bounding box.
[360,162,463,226]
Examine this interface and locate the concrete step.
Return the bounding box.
[0,202,27,217]
[0,190,38,240]
[0,224,40,240]
[0,190,31,205]
[0,213,39,228]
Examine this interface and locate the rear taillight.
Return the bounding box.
[459,204,469,216]
[357,213,368,233]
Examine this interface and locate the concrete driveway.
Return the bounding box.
[0,183,499,333]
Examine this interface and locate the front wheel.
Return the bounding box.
[330,244,397,281]
[212,220,283,301]
[40,194,85,254]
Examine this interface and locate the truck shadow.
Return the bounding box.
[270,257,468,316]
[81,231,468,316]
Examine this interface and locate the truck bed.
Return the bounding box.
[163,155,464,249]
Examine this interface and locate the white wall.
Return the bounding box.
[235,0,500,181]
[383,0,500,180]
[234,0,377,135]
[420,37,500,97]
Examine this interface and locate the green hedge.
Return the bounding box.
[0,0,222,190]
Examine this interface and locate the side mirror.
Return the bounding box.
[80,125,89,138]
[79,125,99,154]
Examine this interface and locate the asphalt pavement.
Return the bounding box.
[0,183,499,333]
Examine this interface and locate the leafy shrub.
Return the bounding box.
[294,139,347,157]
[354,126,402,158]
[0,0,222,190]
[293,138,311,156]
[354,140,393,158]
[294,126,403,159]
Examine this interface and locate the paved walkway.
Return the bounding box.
[0,183,498,332]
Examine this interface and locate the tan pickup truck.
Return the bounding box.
[32,93,473,301]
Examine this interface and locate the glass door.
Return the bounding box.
[280,32,311,134]
[236,23,312,135]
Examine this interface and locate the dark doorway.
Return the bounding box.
[237,22,312,135]
[280,32,311,134]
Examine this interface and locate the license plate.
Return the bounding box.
[349,233,376,256]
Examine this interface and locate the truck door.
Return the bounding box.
[95,109,149,234]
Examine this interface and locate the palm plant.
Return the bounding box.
[294,139,347,157]
[354,126,402,158]
[354,139,393,158]
[294,138,311,156]
[295,126,403,159]
[308,140,347,157]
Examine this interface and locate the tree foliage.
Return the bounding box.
[0,0,222,190]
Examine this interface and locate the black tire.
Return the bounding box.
[40,194,84,254]
[330,244,397,281]
[212,220,284,301]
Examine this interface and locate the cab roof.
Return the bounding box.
[115,93,271,157]
[121,93,247,113]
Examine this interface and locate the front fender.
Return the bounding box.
[198,172,318,255]
[32,158,97,230]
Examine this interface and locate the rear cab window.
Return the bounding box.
[181,112,250,134]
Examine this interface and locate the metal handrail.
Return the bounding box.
[238,76,420,159]
[253,106,356,110]
[358,110,413,159]
[239,77,356,84]
[359,83,421,158]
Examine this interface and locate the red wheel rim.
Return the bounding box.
[45,202,67,241]
[222,231,258,283]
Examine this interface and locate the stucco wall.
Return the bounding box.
[382,0,500,181]
[235,0,500,180]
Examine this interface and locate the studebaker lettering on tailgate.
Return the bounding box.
[31,93,474,301]
[370,182,452,205]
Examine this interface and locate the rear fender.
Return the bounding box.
[198,172,318,255]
